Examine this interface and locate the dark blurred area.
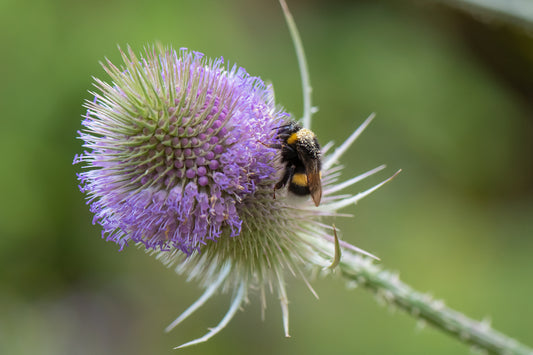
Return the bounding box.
[0,0,532,354]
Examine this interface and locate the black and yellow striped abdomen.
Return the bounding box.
[272,121,322,206]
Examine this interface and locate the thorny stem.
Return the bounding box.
[339,251,533,355]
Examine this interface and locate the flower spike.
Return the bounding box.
[176,283,246,349]
[328,225,342,270]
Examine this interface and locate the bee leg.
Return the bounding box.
[258,141,283,149]
[273,165,294,199]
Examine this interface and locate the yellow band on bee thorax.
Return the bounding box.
[287,132,299,145]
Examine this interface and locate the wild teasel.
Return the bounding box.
[74,43,394,347]
[74,0,533,352]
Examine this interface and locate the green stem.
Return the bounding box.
[279,0,313,130]
[339,251,533,355]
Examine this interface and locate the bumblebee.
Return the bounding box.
[270,121,322,206]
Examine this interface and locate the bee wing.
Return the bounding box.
[305,159,322,207]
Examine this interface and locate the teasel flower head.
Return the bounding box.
[75,45,391,348]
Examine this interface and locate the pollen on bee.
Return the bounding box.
[296,128,315,141]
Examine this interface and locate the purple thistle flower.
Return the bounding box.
[76,45,391,348]
[77,46,283,255]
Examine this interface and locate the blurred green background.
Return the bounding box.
[1,0,532,354]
